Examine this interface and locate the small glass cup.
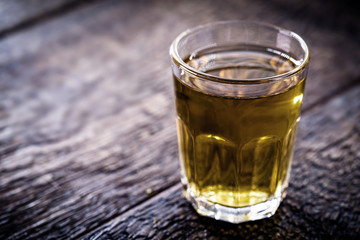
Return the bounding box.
[170,21,309,223]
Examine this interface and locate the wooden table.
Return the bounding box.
[1,0,359,239]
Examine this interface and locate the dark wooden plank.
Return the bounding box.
[0,0,359,239]
[0,93,179,239]
[83,86,360,239]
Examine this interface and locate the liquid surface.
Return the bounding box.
[175,46,305,207]
[187,45,296,80]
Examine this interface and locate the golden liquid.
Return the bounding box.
[174,46,305,208]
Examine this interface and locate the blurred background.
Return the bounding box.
[0,0,358,144]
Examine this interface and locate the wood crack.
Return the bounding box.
[302,77,360,114]
[0,0,104,39]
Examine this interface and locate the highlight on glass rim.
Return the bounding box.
[170,20,310,223]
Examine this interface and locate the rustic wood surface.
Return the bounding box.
[0,0,359,239]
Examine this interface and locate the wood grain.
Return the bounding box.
[0,0,359,239]
[83,86,360,239]
[0,91,180,239]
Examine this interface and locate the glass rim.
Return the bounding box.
[169,20,310,84]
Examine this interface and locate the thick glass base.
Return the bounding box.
[183,184,282,224]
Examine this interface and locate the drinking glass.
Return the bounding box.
[170,21,309,223]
